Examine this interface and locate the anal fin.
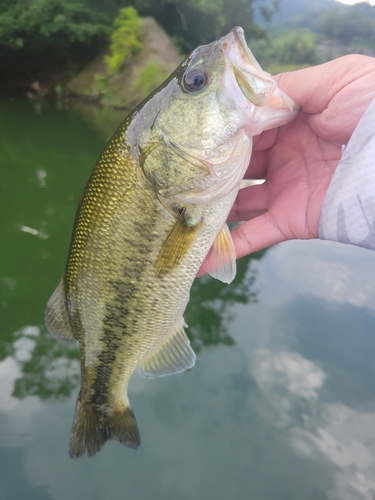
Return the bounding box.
[138,318,196,378]
[45,277,77,342]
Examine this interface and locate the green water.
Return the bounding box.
[2,98,375,500]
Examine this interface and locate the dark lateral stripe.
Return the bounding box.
[89,208,161,406]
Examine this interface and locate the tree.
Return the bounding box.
[121,0,277,52]
[320,7,374,44]
[0,0,112,86]
[0,0,277,90]
[251,29,318,74]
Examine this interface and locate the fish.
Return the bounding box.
[45,26,299,459]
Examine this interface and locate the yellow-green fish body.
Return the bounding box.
[45,27,299,458]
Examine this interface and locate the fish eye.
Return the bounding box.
[183,68,208,93]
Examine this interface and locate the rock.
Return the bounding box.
[67,17,182,108]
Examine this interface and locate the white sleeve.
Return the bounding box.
[319,98,375,250]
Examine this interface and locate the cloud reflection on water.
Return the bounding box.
[3,96,375,497]
[250,347,375,499]
[261,240,375,310]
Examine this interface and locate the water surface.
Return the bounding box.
[1,99,375,500]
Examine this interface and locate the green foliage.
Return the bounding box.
[277,31,317,65]
[0,0,113,83]
[90,8,144,107]
[55,83,62,95]
[0,0,277,90]
[290,2,375,48]
[320,6,375,45]
[104,7,142,75]
[130,62,169,99]
[121,0,277,52]
[0,0,110,50]
[93,74,110,94]
[93,74,127,108]
[251,29,318,73]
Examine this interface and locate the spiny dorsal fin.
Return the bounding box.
[138,318,196,378]
[155,207,202,277]
[202,224,237,284]
[45,277,77,342]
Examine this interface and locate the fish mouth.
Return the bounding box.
[226,27,265,80]
[221,27,300,121]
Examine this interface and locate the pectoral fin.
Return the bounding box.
[155,207,202,277]
[138,318,196,378]
[45,278,77,342]
[202,224,237,284]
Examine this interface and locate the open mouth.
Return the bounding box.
[222,27,300,115]
[233,66,263,106]
[221,27,273,106]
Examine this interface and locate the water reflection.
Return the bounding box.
[242,242,375,500]
[186,251,264,352]
[11,325,79,401]
[1,97,265,404]
[250,346,375,499]
[3,99,375,499]
[251,349,325,427]
[10,251,264,402]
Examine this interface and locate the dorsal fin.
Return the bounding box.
[202,224,237,284]
[138,318,196,378]
[45,278,77,342]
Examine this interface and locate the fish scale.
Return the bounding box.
[45,27,299,458]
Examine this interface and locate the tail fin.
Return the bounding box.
[69,395,140,459]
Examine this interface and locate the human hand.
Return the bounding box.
[229,54,375,259]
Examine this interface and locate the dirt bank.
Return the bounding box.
[67,17,183,108]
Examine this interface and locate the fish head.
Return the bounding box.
[157,26,299,149]
[138,27,300,204]
[219,27,300,134]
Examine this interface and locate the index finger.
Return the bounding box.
[273,55,375,114]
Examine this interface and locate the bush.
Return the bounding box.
[251,29,319,73]
[104,7,142,75]
[130,62,169,99]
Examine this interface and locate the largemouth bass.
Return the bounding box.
[45,27,299,458]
